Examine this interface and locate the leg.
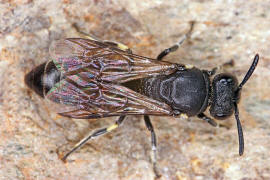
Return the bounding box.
[72,23,100,41]
[157,21,195,61]
[103,40,132,54]
[72,23,132,53]
[207,60,235,76]
[144,115,160,178]
[62,115,126,161]
[197,113,217,127]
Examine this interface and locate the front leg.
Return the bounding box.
[206,60,235,76]
[197,113,217,127]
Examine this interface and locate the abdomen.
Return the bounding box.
[24,61,62,98]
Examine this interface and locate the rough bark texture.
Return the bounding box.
[0,1,269,179]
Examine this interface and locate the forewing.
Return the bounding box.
[46,77,172,119]
[49,38,178,83]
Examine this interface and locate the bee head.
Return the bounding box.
[209,54,259,156]
[210,73,238,119]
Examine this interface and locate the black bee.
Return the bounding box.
[25,36,259,176]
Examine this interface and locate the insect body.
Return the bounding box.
[25,37,259,176]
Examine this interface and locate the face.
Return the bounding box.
[209,73,239,120]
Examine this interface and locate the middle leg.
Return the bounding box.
[157,21,195,61]
[144,115,160,178]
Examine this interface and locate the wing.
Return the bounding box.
[46,38,178,118]
[49,38,179,83]
[46,77,172,119]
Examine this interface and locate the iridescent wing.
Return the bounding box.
[49,38,178,83]
[46,75,172,118]
[47,38,176,118]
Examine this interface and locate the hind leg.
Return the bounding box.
[61,115,126,161]
[72,23,132,53]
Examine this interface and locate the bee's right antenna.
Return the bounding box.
[233,54,259,156]
[233,102,244,155]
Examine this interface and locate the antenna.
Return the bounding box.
[234,54,259,156]
[236,54,259,94]
[234,102,244,155]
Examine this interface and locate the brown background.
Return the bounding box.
[0,0,270,179]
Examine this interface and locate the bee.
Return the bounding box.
[25,35,259,177]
